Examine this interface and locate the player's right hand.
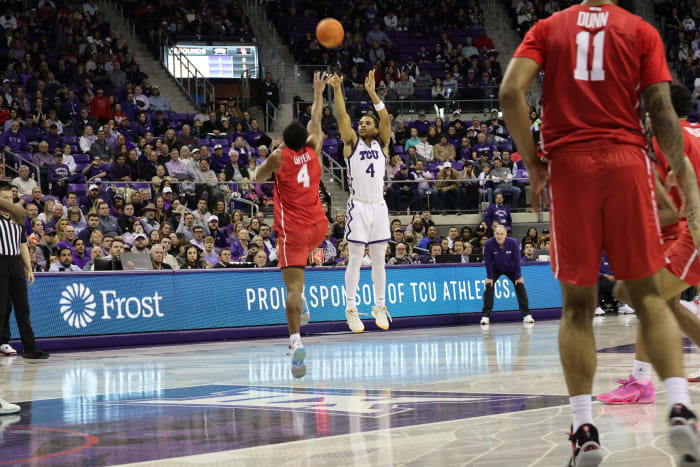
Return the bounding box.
[313,71,328,92]
[327,73,343,89]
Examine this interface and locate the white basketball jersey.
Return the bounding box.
[347,138,386,202]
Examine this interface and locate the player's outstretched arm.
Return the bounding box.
[328,73,357,153]
[306,72,328,165]
[255,149,282,183]
[645,82,700,248]
[499,57,545,212]
[365,71,391,154]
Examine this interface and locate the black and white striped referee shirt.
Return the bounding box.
[0,214,26,256]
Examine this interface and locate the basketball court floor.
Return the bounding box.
[1,315,698,466]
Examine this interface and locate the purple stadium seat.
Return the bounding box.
[74,154,90,163]
[68,183,86,194]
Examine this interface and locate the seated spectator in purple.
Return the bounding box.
[413,112,431,135]
[141,204,160,235]
[165,147,189,177]
[210,145,230,173]
[245,119,271,148]
[82,156,108,183]
[107,153,132,181]
[205,215,228,248]
[135,112,153,137]
[419,242,443,264]
[122,92,140,120]
[471,132,497,161]
[57,224,77,255]
[20,115,43,143]
[490,157,521,207]
[47,153,71,196]
[1,120,29,153]
[388,163,412,212]
[151,111,169,136]
[202,236,218,267]
[229,227,250,262]
[484,193,513,231]
[231,136,252,165]
[72,239,90,269]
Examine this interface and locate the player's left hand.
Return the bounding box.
[515,277,524,285]
[526,161,549,213]
[365,70,376,94]
[26,269,34,286]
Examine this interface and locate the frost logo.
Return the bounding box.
[59,283,97,329]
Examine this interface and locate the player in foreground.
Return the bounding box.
[598,85,700,404]
[328,71,392,333]
[500,2,700,466]
[255,72,329,378]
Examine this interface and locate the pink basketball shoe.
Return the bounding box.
[596,375,656,405]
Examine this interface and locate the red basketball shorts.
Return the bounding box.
[664,221,700,286]
[548,145,665,286]
[277,220,327,268]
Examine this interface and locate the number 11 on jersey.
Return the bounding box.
[575,30,605,81]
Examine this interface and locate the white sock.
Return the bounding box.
[664,377,691,409]
[570,395,593,433]
[344,243,364,310]
[290,333,301,348]
[631,360,652,382]
[369,242,387,308]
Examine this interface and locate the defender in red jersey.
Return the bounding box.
[500,1,700,465]
[255,72,329,379]
[599,86,700,404]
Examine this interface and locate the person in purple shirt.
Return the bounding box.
[481,225,532,326]
[44,124,63,153]
[596,252,619,315]
[412,112,431,135]
[107,153,132,181]
[20,115,43,143]
[0,121,29,153]
[209,145,230,173]
[483,193,512,231]
[470,132,497,161]
[47,153,71,196]
[82,155,108,182]
[388,164,412,212]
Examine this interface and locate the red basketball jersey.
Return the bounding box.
[273,145,326,235]
[514,4,671,155]
[654,120,700,212]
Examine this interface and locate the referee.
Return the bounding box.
[0,182,48,359]
[480,225,534,326]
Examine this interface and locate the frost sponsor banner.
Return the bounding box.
[13,265,561,338]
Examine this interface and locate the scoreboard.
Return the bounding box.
[165,44,259,79]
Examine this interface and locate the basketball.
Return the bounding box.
[316,18,344,49]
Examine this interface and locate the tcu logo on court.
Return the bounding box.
[59,283,165,329]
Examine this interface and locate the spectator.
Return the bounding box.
[418,225,440,251]
[491,157,521,207]
[49,247,82,272]
[434,136,456,162]
[72,239,90,269]
[478,161,493,204]
[522,241,537,262]
[210,145,230,174]
[432,78,446,99]
[404,127,420,151]
[150,244,171,270]
[0,120,29,153]
[443,72,458,97]
[107,153,132,181]
[47,153,71,197]
[484,193,513,231]
[214,248,234,268]
[176,211,196,242]
[388,242,413,264]
[461,36,479,58]
[415,132,434,161]
[97,202,122,237]
[415,69,433,88]
[83,157,108,183]
[193,159,224,209]
[90,89,111,122]
[148,85,171,112]
[411,160,435,211]
[435,162,460,213]
[12,166,37,196]
[471,132,497,160]
[182,244,204,269]
[365,22,388,45]
[420,242,443,264]
[131,233,150,254]
[90,129,114,160]
[481,225,532,326]
[259,73,279,130]
[395,71,415,101]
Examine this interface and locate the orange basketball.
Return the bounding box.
[316,18,344,49]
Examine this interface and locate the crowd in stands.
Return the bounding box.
[268,0,501,112]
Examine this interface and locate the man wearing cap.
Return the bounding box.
[436,162,460,213]
[12,166,37,196]
[192,158,224,210]
[148,85,171,113]
[47,152,70,197]
[81,184,102,214]
[131,233,150,254]
[388,163,412,213]
[20,115,43,143]
[206,215,228,247]
[210,144,229,174]
[161,186,174,210]
[413,112,430,135]
[140,203,160,235]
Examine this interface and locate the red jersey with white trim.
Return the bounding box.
[514,4,671,154]
[273,145,326,234]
